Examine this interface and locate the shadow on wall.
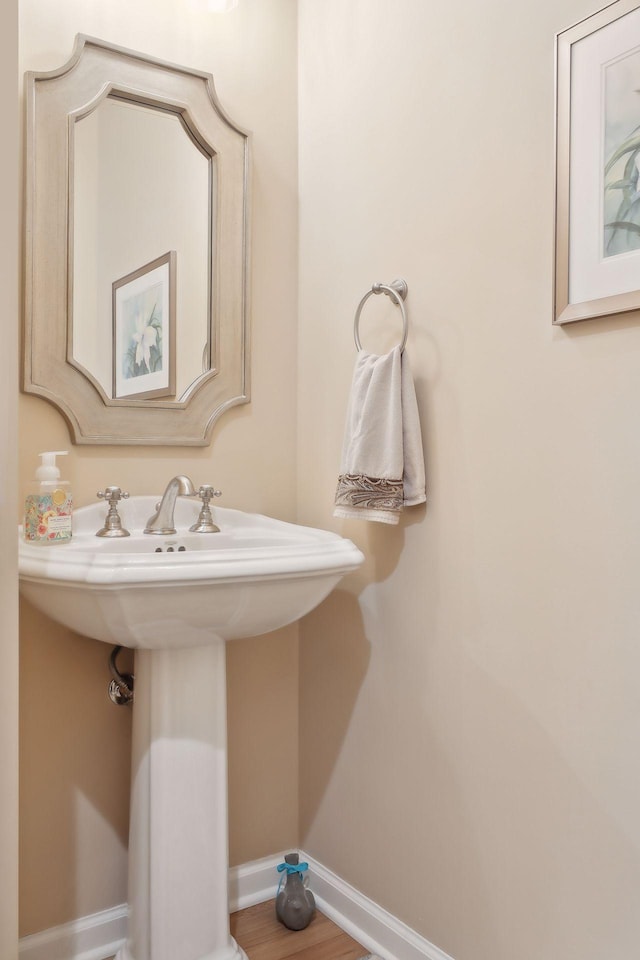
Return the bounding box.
[226,624,300,866]
[297,572,640,960]
[19,599,132,937]
[297,585,370,836]
[343,503,426,592]
[297,508,426,834]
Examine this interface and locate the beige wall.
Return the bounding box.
[18,0,299,937]
[297,2,640,960]
[1,0,20,957]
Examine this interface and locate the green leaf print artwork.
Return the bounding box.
[604,47,640,257]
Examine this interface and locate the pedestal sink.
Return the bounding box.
[19,496,364,960]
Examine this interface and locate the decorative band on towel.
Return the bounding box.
[335,474,404,512]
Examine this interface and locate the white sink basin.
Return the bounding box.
[18,495,364,648]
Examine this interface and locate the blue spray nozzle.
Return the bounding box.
[277,860,309,875]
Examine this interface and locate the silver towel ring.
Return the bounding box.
[353,278,409,353]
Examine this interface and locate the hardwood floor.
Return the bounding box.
[106,900,367,960]
[231,899,367,960]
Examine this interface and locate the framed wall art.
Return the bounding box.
[555,0,640,323]
[112,250,176,399]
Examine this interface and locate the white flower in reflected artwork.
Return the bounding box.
[131,312,158,372]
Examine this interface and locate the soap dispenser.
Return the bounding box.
[24,451,73,544]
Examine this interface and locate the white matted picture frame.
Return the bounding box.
[555,0,640,324]
[112,250,177,399]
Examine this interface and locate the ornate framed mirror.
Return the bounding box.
[24,35,250,445]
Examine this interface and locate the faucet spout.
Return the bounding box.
[144,475,196,535]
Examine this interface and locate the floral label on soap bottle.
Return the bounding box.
[24,490,73,543]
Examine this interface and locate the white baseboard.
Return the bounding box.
[18,902,127,960]
[228,852,283,912]
[19,852,454,960]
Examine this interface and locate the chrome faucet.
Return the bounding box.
[144,475,196,535]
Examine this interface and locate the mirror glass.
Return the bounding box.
[24,35,250,446]
[72,96,213,401]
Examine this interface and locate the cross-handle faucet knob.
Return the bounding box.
[189,484,222,533]
[198,484,222,503]
[96,486,130,538]
[98,486,130,504]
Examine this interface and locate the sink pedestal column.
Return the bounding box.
[116,640,247,960]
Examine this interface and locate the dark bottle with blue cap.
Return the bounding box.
[275,853,316,930]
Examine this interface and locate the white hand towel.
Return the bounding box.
[334,345,426,524]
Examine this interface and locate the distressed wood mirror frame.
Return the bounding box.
[23,35,250,445]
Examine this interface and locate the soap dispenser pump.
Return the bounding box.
[24,451,73,544]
